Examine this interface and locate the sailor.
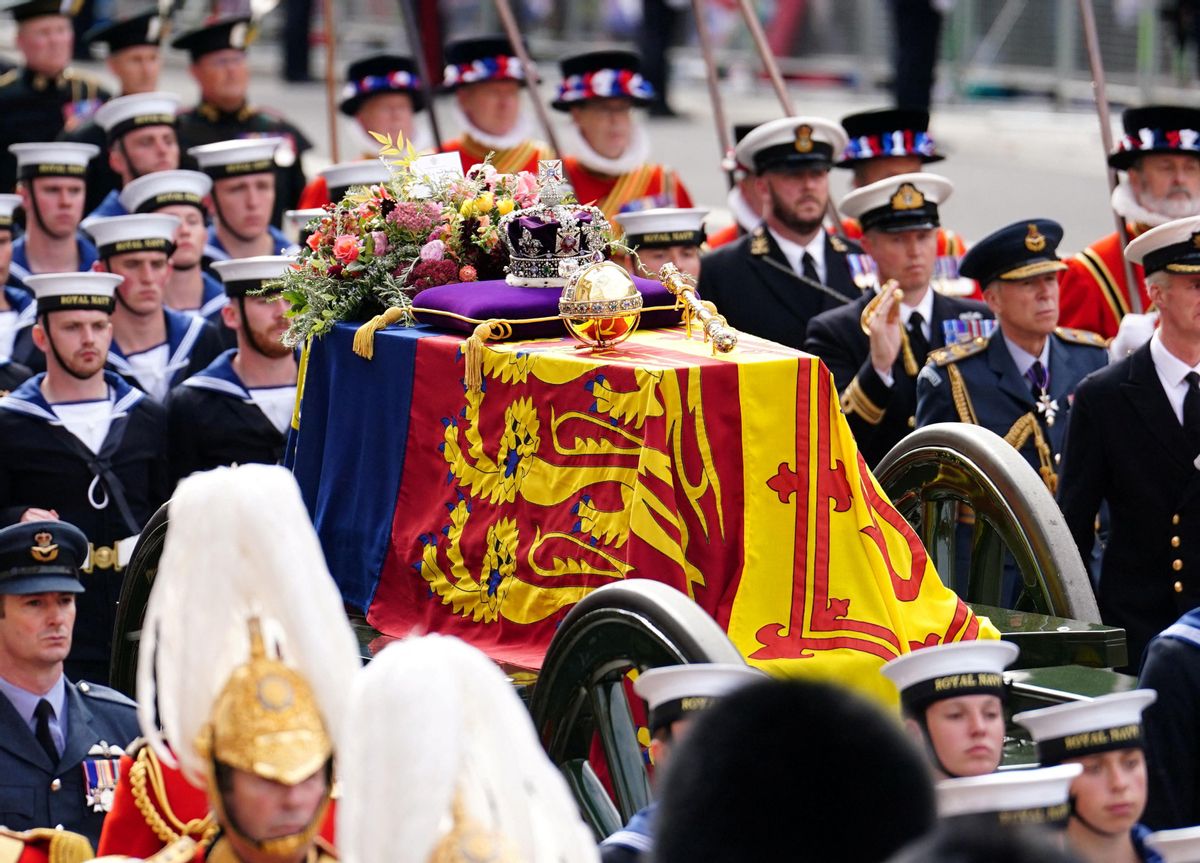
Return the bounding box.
[168,256,297,483]
[1059,105,1200,339]
[0,0,109,192]
[1015,691,1162,863]
[614,207,708,282]
[0,271,169,684]
[297,53,425,209]
[60,9,168,214]
[600,663,762,863]
[880,640,1019,780]
[119,169,227,325]
[806,172,989,466]
[83,213,222,402]
[0,519,139,846]
[917,219,1108,493]
[1147,829,1200,863]
[189,138,292,264]
[698,116,864,350]
[171,16,312,225]
[936,763,1083,831]
[8,142,100,286]
[84,91,181,219]
[437,35,552,176]
[0,193,36,385]
[555,49,692,221]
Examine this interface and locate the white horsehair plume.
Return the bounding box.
[135,464,362,787]
[338,635,599,863]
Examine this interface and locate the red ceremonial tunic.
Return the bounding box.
[706,222,742,249]
[1058,226,1151,339]
[297,176,333,210]
[438,135,551,176]
[562,157,693,222]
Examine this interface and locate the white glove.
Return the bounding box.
[1108,310,1158,361]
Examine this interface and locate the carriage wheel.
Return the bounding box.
[108,502,171,696]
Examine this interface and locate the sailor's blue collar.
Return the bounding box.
[0,370,145,422]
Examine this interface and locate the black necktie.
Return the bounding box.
[801,251,820,286]
[1026,360,1049,397]
[34,699,58,764]
[906,311,931,363]
[1184,371,1200,453]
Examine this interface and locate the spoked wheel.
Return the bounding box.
[109,502,170,696]
[875,423,1099,621]
[529,580,745,839]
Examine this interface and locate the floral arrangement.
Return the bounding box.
[276,134,542,346]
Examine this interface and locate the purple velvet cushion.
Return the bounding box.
[412,275,680,338]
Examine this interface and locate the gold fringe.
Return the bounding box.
[463,320,512,392]
[352,306,409,359]
[946,364,979,424]
[1003,413,1058,494]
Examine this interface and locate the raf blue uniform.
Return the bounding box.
[0,520,139,847]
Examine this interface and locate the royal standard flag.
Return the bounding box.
[292,323,997,697]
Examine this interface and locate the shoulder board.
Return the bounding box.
[0,828,93,863]
[829,235,848,253]
[828,234,863,254]
[0,69,18,88]
[76,679,137,707]
[1054,326,1109,347]
[928,336,990,367]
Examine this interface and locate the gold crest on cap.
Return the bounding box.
[794,124,814,153]
[30,531,58,563]
[1191,231,1200,249]
[1025,224,1047,253]
[890,183,925,211]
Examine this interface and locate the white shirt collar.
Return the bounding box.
[1002,332,1051,378]
[900,287,936,337]
[1150,330,1200,387]
[768,228,826,283]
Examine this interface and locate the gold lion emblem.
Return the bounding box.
[794,124,814,153]
[890,183,925,211]
[30,531,58,563]
[1025,224,1047,253]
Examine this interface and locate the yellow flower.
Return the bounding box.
[475,191,495,213]
[459,199,475,217]
[497,198,515,216]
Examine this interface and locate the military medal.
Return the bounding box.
[83,743,124,813]
[1036,393,1059,427]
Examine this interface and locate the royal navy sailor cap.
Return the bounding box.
[0,520,87,595]
[170,15,256,62]
[26,271,122,314]
[188,138,282,180]
[1125,214,1200,277]
[82,213,179,260]
[633,663,763,734]
[0,0,83,22]
[840,172,952,233]
[9,141,98,181]
[83,9,166,53]
[734,116,847,175]
[211,255,295,298]
[1013,690,1157,766]
[0,193,20,230]
[283,208,324,245]
[881,640,1019,714]
[320,160,390,202]
[93,91,179,143]
[615,207,709,248]
[936,764,1082,827]
[1147,826,1200,863]
[120,169,212,214]
[959,218,1067,285]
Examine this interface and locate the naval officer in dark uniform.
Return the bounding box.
[0,519,139,846]
[0,272,169,685]
[0,0,109,193]
[917,219,1108,493]
[698,116,866,350]
[1061,214,1200,671]
[167,255,297,483]
[804,172,990,467]
[171,16,311,227]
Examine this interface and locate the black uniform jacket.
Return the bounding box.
[106,309,224,401]
[806,290,991,468]
[0,678,138,847]
[698,227,864,350]
[1059,342,1200,669]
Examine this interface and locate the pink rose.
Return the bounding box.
[370,231,389,255]
[513,171,539,207]
[306,231,323,252]
[420,239,446,262]
[333,235,361,264]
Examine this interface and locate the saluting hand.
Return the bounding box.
[869,283,904,377]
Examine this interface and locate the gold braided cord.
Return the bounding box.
[946,364,978,424]
[129,748,218,847]
[899,328,919,376]
[1003,413,1058,494]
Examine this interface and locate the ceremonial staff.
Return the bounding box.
[691,0,734,189]
[733,0,846,236]
[493,0,561,155]
[397,0,443,149]
[321,0,340,163]
[1078,0,1141,312]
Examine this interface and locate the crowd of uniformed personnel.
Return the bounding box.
[2,0,1200,861]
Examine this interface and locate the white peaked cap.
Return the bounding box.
[119,169,212,213]
[734,116,847,173]
[336,635,599,863]
[1125,214,1200,270]
[93,91,180,133]
[840,171,955,221]
[1147,826,1200,863]
[936,764,1083,819]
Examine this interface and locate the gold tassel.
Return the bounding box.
[352,306,408,359]
[463,320,512,392]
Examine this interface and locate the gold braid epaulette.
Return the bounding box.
[946,364,978,424]
[129,745,219,847]
[1004,413,1058,494]
[0,828,93,863]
